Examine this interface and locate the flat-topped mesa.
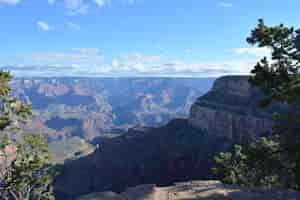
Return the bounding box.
[189,76,284,142]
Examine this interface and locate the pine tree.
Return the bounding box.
[213,19,300,189]
[247,19,300,189]
[0,71,55,200]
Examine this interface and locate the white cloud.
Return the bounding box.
[112,59,119,67]
[67,22,81,30]
[65,0,89,15]
[70,64,81,68]
[233,47,271,57]
[10,50,259,77]
[48,0,55,5]
[0,0,20,5]
[72,48,100,54]
[94,53,255,77]
[12,57,255,77]
[30,48,102,64]
[93,0,110,7]
[217,1,233,7]
[116,53,161,72]
[44,0,136,15]
[62,0,135,15]
[93,0,104,7]
[167,60,255,76]
[37,21,53,32]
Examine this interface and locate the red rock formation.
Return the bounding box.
[38,83,69,96]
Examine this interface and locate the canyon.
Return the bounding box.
[54,75,287,199]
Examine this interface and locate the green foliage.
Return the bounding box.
[247,19,300,189]
[213,139,281,188]
[3,134,55,200]
[0,72,31,131]
[0,71,55,200]
[213,19,300,190]
[212,145,247,185]
[247,19,300,105]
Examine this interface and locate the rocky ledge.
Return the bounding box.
[77,180,300,200]
[189,76,288,143]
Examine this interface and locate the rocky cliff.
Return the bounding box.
[55,119,230,199]
[54,76,286,199]
[189,76,287,142]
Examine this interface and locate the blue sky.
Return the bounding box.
[0,0,299,77]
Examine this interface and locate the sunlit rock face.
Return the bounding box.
[189,76,287,143]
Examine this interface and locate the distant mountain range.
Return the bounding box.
[11,77,215,142]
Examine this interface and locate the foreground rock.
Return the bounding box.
[78,180,300,200]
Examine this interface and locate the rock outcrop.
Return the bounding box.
[77,180,300,200]
[189,76,286,142]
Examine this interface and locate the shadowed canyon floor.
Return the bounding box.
[77,181,300,200]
